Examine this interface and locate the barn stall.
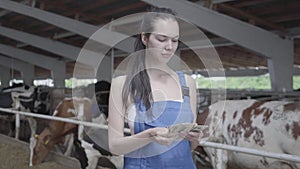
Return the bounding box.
[0,133,80,169]
[0,104,116,169]
[0,0,300,169]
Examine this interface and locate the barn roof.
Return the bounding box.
[0,0,299,79]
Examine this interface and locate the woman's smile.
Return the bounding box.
[161,53,173,59]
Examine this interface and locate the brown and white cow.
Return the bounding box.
[196,99,300,169]
[31,97,92,166]
[31,97,122,169]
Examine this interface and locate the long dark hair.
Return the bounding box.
[122,7,177,113]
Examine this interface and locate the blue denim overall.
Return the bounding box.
[124,71,196,169]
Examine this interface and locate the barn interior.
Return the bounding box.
[0,1,300,168]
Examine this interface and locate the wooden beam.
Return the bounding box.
[247,1,300,16]
[267,13,300,23]
[231,0,274,8]
[216,3,286,33]
[0,0,135,53]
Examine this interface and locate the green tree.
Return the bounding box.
[196,74,300,90]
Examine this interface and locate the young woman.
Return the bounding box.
[108,7,201,169]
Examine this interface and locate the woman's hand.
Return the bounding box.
[179,130,203,150]
[148,127,175,146]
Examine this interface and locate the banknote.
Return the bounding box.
[168,123,208,135]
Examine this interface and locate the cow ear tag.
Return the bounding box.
[44,135,51,145]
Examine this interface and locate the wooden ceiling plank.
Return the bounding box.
[221,53,267,67]
[217,48,266,67]
[230,0,274,8]
[40,0,103,24]
[267,13,300,23]
[37,0,74,7]
[7,14,24,23]
[216,3,286,32]
[247,1,300,16]
[96,2,147,19]
[212,0,238,4]
[0,0,136,53]
[79,0,121,13]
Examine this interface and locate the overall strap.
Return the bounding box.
[176,71,190,101]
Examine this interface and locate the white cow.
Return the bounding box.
[197,100,300,169]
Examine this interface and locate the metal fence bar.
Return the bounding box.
[0,107,130,134]
[199,141,300,163]
[3,107,299,163]
[15,113,20,139]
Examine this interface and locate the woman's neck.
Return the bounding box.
[145,55,172,76]
[145,65,177,83]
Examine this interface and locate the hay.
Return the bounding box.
[0,143,63,169]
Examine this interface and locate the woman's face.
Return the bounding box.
[142,18,179,63]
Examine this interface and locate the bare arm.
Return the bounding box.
[108,76,172,155]
[184,75,202,150]
[186,75,197,120]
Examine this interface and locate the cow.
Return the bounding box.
[31,97,122,169]
[31,97,92,165]
[73,114,124,169]
[71,80,111,118]
[0,84,51,139]
[0,83,35,108]
[0,83,50,114]
[1,82,32,92]
[85,80,111,118]
[196,99,300,169]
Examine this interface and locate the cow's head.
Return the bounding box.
[1,83,31,93]
[33,86,51,114]
[85,81,110,117]
[9,84,36,111]
[31,128,52,165]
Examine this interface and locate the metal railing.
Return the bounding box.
[1,107,300,164]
